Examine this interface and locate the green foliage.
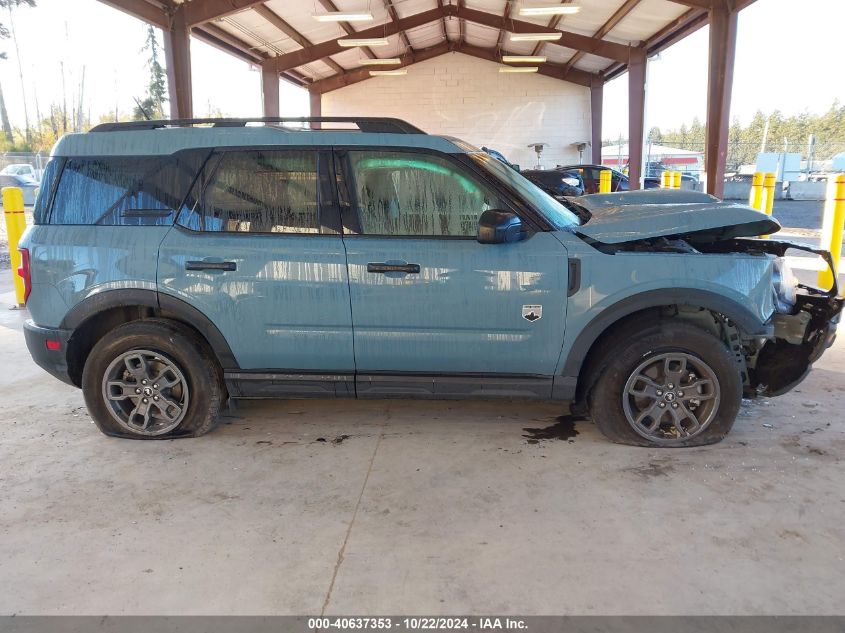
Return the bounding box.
[0,0,35,45]
[133,25,167,120]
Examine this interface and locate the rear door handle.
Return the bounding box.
[185,260,237,272]
[367,262,420,274]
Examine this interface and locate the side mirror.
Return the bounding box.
[477,210,527,244]
[562,176,580,187]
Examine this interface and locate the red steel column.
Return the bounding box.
[163,4,193,119]
[309,89,321,129]
[627,47,647,190]
[590,75,604,165]
[261,66,280,117]
[705,3,738,198]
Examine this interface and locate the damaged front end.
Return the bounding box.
[718,239,843,396]
[570,190,842,398]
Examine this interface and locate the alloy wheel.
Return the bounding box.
[101,349,189,436]
[622,352,721,444]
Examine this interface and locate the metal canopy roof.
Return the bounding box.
[101,0,752,93]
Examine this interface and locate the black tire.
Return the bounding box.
[588,320,742,447]
[82,319,223,439]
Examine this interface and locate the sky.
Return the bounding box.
[0,0,842,140]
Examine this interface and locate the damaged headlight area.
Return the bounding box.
[734,239,843,397]
[772,256,799,312]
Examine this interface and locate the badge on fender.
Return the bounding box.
[522,305,542,322]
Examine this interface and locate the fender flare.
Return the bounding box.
[560,288,773,378]
[61,289,238,369]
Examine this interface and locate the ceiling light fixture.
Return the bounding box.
[369,69,408,76]
[518,6,580,16]
[338,38,390,47]
[499,66,539,73]
[502,55,547,63]
[313,12,374,22]
[358,58,402,65]
[509,32,562,42]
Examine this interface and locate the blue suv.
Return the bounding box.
[18,117,842,447]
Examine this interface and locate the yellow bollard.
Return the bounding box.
[762,172,776,217]
[748,172,764,210]
[661,171,671,188]
[759,172,777,239]
[2,187,27,306]
[817,174,845,292]
[599,169,612,193]
[671,171,682,189]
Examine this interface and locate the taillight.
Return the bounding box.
[17,247,31,304]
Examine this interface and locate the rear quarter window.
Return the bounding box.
[48,152,207,225]
[32,159,61,224]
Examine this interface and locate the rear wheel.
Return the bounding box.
[588,321,741,447]
[82,319,223,439]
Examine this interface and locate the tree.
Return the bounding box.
[133,25,167,120]
[650,103,845,168]
[0,0,35,147]
[648,126,663,144]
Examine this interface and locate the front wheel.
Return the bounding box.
[82,319,223,439]
[588,321,742,447]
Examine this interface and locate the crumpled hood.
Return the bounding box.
[575,189,781,244]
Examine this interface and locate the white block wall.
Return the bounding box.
[322,52,592,169]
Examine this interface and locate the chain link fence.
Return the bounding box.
[602,140,845,181]
[0,152,49,179]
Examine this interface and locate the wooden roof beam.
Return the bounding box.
[253,4,346,75]
[454,5,632,62]
[670,0,714,9]
[97,0,167,29]
[496,1,513,50]
[601,6,706,80]
[183,0,267,26]
[310,42,453,94]
[530,0,577,57]
[264,7,444,73]
[267,5,632,74]
[456,42,594,87]
[563,0,642,74]
[191,25,310,88]
[383,0,415,56]
[436,0,448,41]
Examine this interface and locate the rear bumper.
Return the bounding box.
[23,320,75,386]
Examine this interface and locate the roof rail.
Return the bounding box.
[89,117,426,135]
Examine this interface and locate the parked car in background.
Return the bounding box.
[521,168,584,198]
[555,165,634,194]
[1,163,39,180]
[0,172,39,205]
[18,117,843,448]
[556,164,697,194]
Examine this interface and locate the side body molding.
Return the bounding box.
[60,289,239,369]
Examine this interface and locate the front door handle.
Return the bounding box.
[185,260,237,272]
[367,262,420,274]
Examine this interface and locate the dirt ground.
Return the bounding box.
[0,269,843,615]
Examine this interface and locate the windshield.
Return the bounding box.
[469,152,581,228]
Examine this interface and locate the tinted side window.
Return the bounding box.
[49,154,203,225]
[199,150,320,234]
[346,151,502,237]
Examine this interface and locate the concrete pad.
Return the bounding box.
[0,276,843,615]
